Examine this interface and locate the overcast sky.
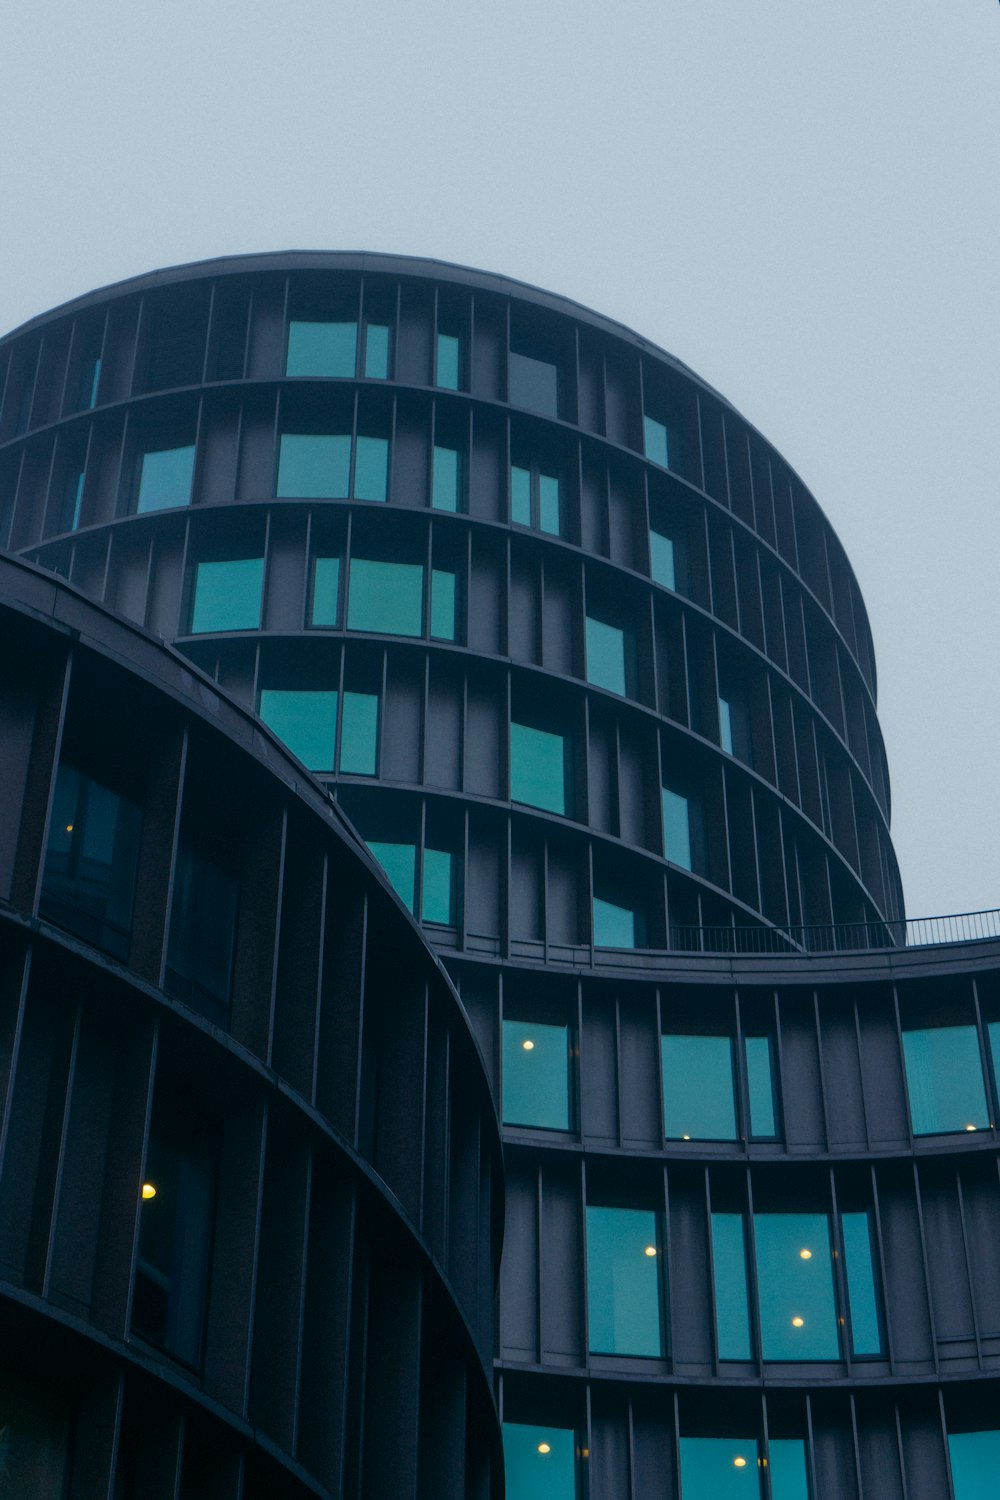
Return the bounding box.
[1,0,997,918]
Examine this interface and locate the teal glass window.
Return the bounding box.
[190,558,264,634]
[539,473,560,535]
[41,765,142,960]
[949,1430,1000,1500]
[430,569,456,640]
[310,556,340,626]
[586,1205,663,1356]
[662,1034,736,1140]
[769,1440,810,1500]
[662,786,692,870]
[644,414,669,468]
[364,324,389,378]
[902,1025,989,1136]
[711,1214,752,1359]
[509,349,559,417]
[502,1424,576,1500]
[136,444,195,513]
[366,840,416,912]
[510,722,566,815]
[511,465,561,535]
[259,689,337,771]
[348,558,423,636]
[650,528,676,589]
[286,320,357,377]
[436,332,460,390]
[354,435,388,501]
[432,445,460,511]
[753,1213,839,1361]
[841,1211,882,1357]
[63,470,85,531]
[585,617,626,695]
[502,1019,571,1129]
[679,1437,759,1497]
[422,847,454,924]
[719,697,734,753]
[341,691,378,774]
[511,464,532,526]
[594,897,636,948]
[745,1035,777,1137]
[277,433,351,498]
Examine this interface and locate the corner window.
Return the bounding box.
[436,332,461,391]
[643,414,669,469]
[511,463,561,537]
[649,527,676,589]
[432,444,461,511]
[661,786,692,870]
[502,1424,576,1500]
[593,896,638,949]
[259,689,338,771]
[662,1034,736,1140]
[133,1128,215,1368]
[949,1430,1000,1500]
[586,1205,664,1356]
[585,616,627,696]
[277,433,351,499]
[509,348,560,418]
[41,764,142,960]
[286,320,357,377]
[901,1025,989,1136]
[510,722,567,815]
[136,443,195,514]
[189,557,264,634]
[502,1018,571,1129]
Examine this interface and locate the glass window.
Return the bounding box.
[430,569,456,640]
[63,470,85,531]
[354,435,388,501]
[502,1019,571,1129]
[422,847,454,924]
[769,1440,810,1500]
[662,1034,736,1140]
[366,840,416,912]
[436,332,460,390]
[341,691,378,774]
[0,1382,70,1498]
[539,473,561,535]
[679,1437,759,1497]
[259,689,337,771]
[136,443,195,513]
[902,1025,989,1136]
[310,556,340,626]
[364,323,389,378]
[585,617,626,695]
[277,433,351,498]
[841,1211,882,1357]
[502,1423,576,1500]
[644,414,669,468]
[711,1214,752,1359]
[41,764,142,959]
[744,1035,777,1136]
[586,1205,663,1356]
[511,464,562,536]
[79,354,101,409]
[650,528,676,589]
[167,842,238,1008]
[662,786,692,870]
[593,896,636,949]
[286,320,356,377]
[753,1213,839,1361]
[509,349,559,417]
[190,557,264,634]
[133,1132,215,1367]
[510,722,566,815]
[719,697,734,754]
[949,1430,1000,1500]
[348,558,423,636]
[512,464,532,526]
[432,444,460,511]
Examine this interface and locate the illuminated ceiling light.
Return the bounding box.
[644,1245,657,1257]
[65,824,74,832]
[966,1124,977,1132]
[791,1316,805,1328]
[799,1248,812,1259]
[141,1183,157,1200]
[522,1039,535,1051]
[537,1443,551,1455]
[733,1456,747,1468]
[682,1134,691,1141]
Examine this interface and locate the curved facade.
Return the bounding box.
[1,252,998,1500]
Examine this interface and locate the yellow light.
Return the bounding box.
[682,1134,691,1141]
[733,1456,747,1468]
[522,1039,535,1051]
[141,1183,157,1200]
[966,1124,977,1132]
[537,1443,551,1455]
[65,824,74,832]
[644,1245,657,1257]
[799,1248,812,1260]
[792,1316,805,1328]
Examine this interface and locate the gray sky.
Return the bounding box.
[2,0,997,918]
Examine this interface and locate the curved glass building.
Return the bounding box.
[1,251,998,1500]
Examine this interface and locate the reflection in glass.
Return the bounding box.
[133,1133,215,1368]
[586,1205,663,1355]
[366,840,415,912]
[190,557,264,633]
[364,323,390,378]
[769,1439,810,1500]
[650,528,676,589]
[341,691,379,774]
[593,897,636,949]
[510,722,566,815]
[137,444,195,513]
[539,473,560,535]
[354,435,389,501]
[679,1437,758,1497]
[586,616,626,695]
[719,696,734,753]
[753,1213,838,1360]
[744,1035,777,1137]
[259,689,337,771]
[662,786,692,870]
[502,1019,570,1129]
[432,444,460,511]
[311,556,340,626]
[512,464,532,526]
[841,1211,883,1356]
[948,1429,1000,1500]
[348,558,423,636]
[502,1423,576,1500]
[286,320,357,377]
[41,765,141,959]
[902,1025,988,1135]
[711,1213,752,1359]
[277,433,351,498]
[437,332,460,390]
[644,414,669,468]
[662,1034,736,1140]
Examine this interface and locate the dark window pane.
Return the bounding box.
[341,691,378,773]
[133,1134,215,1368]
[502,1424,576,1500]
[644,414,669,468]
[662,786,692,869]
[0,1382,70,1497]
[679,1437,759,1497]
[286,320,357,377]
[842,1211,882,1356]
[769,1439,810,1500]
[436,332,460,390]
[662,1035,736,1140]
[719,696,734,753]
[78,354,101,409]
[539,473,561,535]
[902,1025,988,1135]
[354,436,388,501]
[711,1213,752,1359]
[348,558,423,636]
[167,843,238,1009]
[432,445,460,511]
[754,1212,839,1361]
[744,1035,777,1137]
[430,569,456,640]
[593,897,636,949]
[364,323,390,378]
[259,688,337,771]
[586,1205,663,1356]
[422,847,454,924]
[510,349,559,417]
[949,1431,1000,1500]
[137,444,195,513]
[366,840,416,911]
[510,722,566,815]
[311,556,340,626]
[277,433,351,498]
[41,764,141,959]
[511,464,531,525]
[586,616,626,695]
[502,1019,570,1129]
[190,558,264,633]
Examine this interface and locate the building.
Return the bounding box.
[1,250,999,1500]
